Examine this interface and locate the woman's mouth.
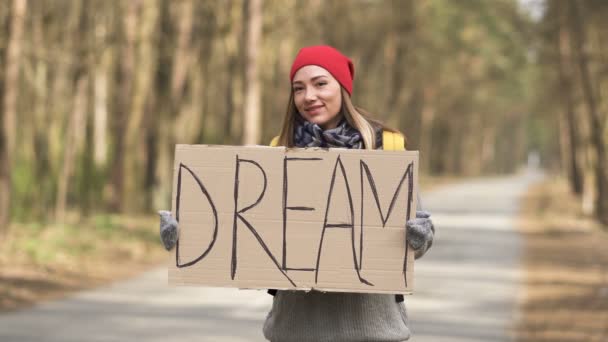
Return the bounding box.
[306,105,324,115]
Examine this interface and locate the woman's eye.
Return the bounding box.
[317,82,327,87]
[293,87,303,92]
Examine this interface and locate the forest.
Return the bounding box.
[0,0,606,231]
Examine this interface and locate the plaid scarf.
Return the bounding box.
[294,116,383,149]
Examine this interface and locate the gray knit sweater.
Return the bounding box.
[263,122,421,341]
[263,291,410,342]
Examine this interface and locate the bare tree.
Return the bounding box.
[55,77,88,221]
[55,1,89,221]
[556,4,583,195]
[569,0,608,224]
[0,0,27,231]
[109,1,138,211]
[242,0,262,145]
[123,0,160,212]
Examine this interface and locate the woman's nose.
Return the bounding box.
[304,89,317,102]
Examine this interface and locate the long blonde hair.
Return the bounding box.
[277,88,395,149]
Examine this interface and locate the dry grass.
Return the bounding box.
[0,214,166,311]
[516,176,608,341]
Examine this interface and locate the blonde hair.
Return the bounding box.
[277,88,393,149]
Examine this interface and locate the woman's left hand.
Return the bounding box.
[406,210,435,259]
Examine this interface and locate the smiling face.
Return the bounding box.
[292,65,343,130]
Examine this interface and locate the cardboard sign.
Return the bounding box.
[169,144,418,294]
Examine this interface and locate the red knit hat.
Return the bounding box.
[290,45,355,95]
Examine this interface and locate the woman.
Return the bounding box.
[159,45,435,342]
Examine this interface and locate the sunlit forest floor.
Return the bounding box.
[516,177,608,341]
[0,215,165,311]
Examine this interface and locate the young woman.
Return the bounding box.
[159,45,435,342]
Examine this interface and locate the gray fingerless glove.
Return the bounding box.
[406,210,435,259]
[159,210,179,251]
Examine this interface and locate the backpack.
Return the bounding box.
[268,129,406,302]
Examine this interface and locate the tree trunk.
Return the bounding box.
[419,84,436,173]
[170,0,193,108]
[0,0,27,231]
[557,3,583,195]
[93,15,113,169]
[109,1,138,211]
[123,0,159,213]
[224,0,242,145]
[385,0,415,130]
[31,8,52,219]
[242,0,262,145]
[582,144,596,216]
[55,76,88,221]
[569,0,608,225]
[480,117,495,174]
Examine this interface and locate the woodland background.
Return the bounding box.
[0,0,607,231]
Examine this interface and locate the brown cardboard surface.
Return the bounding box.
[168,144,418,294]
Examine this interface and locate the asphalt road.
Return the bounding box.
[407,170,543,341]
[0,170,542,342]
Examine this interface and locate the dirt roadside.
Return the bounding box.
[516,176,608,341]
[0,215,166,312]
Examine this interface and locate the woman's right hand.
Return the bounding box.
[158,210,179,251]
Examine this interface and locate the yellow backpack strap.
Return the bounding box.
[382,130,406,151]
[270,136,280,147]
